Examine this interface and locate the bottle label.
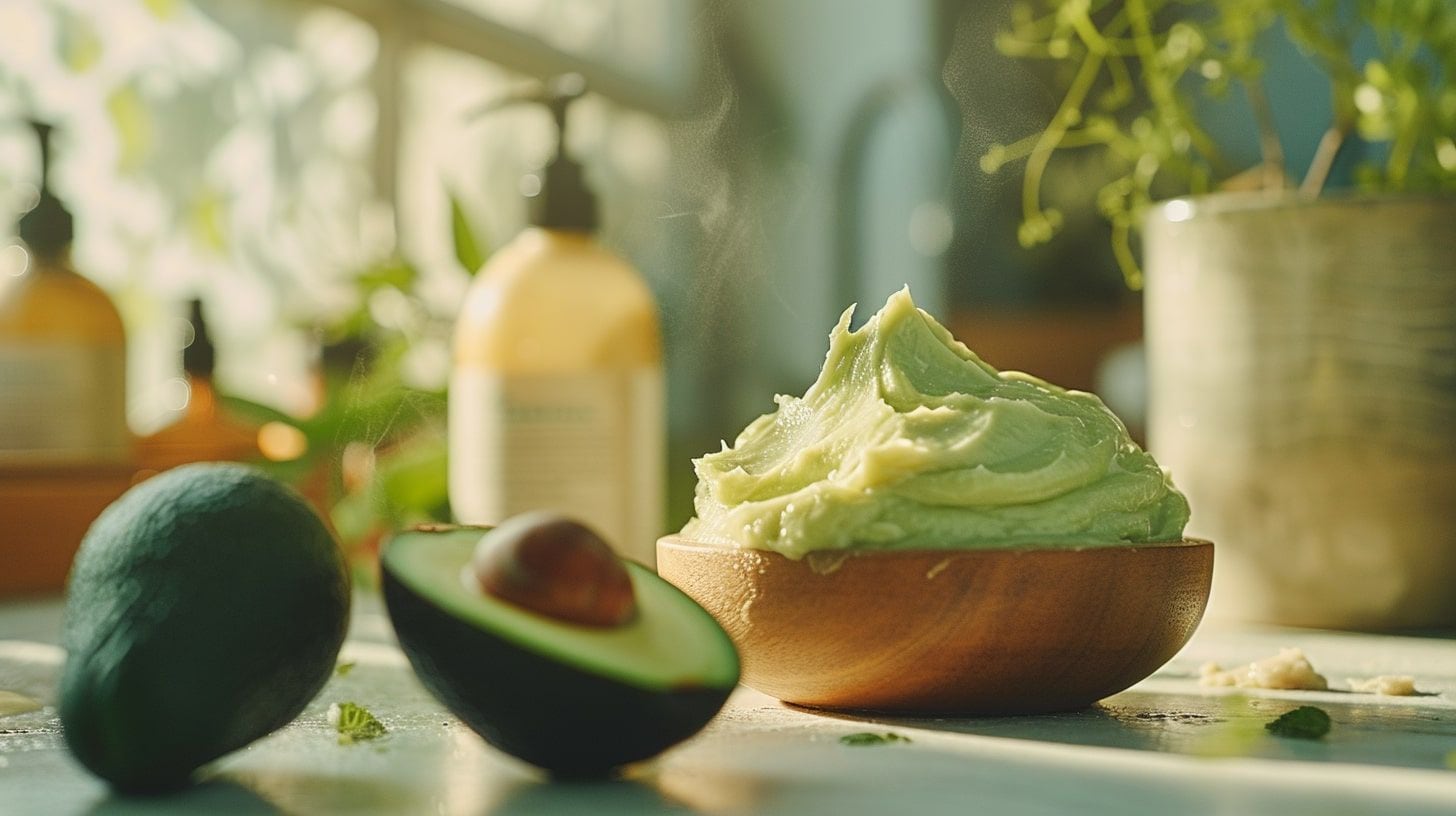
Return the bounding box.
[449,368,664,566]
[0,343,129,465]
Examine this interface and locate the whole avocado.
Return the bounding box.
[60,463,350,793]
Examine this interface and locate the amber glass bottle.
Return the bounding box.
[0,124,127,464]
[0,121,131,594]
[135,299,265,475]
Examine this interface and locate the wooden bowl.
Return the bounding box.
[657,537,1213,714]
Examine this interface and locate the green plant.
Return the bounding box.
[981,0,1456,286]
[225,191,489,583]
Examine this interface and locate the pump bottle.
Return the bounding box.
[0,121,128,465]
[0,121,132,594]
[449,76,664,565]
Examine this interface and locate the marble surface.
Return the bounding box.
[2,596,1454,815]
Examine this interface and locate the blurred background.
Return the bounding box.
[0,0,1375,577]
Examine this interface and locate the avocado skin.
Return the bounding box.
[382,564,733,775]
[60,463,350,794]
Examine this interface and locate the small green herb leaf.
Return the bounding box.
[335,661,356,677]
[329,701,387,745]
[1265,706,1331,740]
[449,191,487,275]
[839,732,911,746]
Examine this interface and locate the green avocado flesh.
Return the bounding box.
[383,528,737,692]
[382,526,738,774]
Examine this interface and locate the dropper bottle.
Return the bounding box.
[449,75,664,565]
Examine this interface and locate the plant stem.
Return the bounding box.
[1110,219,1141,289]
[1125,0,1182,131]
[1301,125,1346,198]
[990,125,1121,171]
[1022,48,1105,228]
[1125,0,1223,171]
[1243,77,1287,190]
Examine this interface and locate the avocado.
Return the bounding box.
[381,524,739,775]
[60,463,349,793]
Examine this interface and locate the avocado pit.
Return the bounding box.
[471,514,637,628]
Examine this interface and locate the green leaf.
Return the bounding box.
[330,701,387,744]
[449,192,487,275]
[376,434,449,521]
[1265,706,1331,740]
[839,732,911,746]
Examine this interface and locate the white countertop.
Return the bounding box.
[2,597,1454,815]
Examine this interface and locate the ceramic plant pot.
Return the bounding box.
[1144,193,1456,629]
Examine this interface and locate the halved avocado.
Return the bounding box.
[381,526,739,775]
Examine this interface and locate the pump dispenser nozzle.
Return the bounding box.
[18,120,75,257]
[469,74,598,232]
[183,298,216,379]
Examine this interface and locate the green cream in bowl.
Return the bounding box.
[658,289,1210,713]
[681,287,1190,558]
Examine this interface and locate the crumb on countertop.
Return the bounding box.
[1199,648,1328,691]
[1347,675,1418,696]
